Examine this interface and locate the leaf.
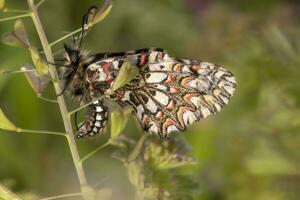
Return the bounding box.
[127,162,144,189]
[144,140,196,170]
[0,0,6,12]
[1,20,29,48]
[0,108,18,132]
[21,64,50,95]
[29,47,49,75]
[111,61,139,91]
[91,0,113,25]
[110,107,133,142]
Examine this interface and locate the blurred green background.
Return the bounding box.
[1,0,300,199]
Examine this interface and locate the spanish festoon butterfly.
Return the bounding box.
[59,6,236,139]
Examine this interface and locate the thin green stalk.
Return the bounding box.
[68,95,105,116]
[41,192,82,200]
[49,27,82,47]
[0,13,31,22]
[6,9,29,13]
[19,128,66,137]
[0,69,35,74]
[80,141,110,163]
[27,0,89,197]
[37,0,46,8]
[37,95,58,103]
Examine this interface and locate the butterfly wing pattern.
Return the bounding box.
[115,49,236,138]
[63,48,236,138]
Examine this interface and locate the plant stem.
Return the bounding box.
[27,0,89,197]
[6,9,29,13]
[37,95,58,103]
[37,0,46,8]
[49,27,82,47]
[68,95,105,116]
[80,141,110,163]
[19,128,66,137]
[41,192,82,200]
[0,13,31,22]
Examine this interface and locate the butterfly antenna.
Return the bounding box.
[78,6,98,50]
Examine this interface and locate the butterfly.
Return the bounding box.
[59,7,236,139]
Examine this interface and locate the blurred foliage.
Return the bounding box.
[1,0,300,199]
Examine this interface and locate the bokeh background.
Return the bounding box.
[1,0,300,199]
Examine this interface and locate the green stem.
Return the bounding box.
[6,9,29,13]
[41,192,82,200]
[37,0,46,8]
[0,13,31,22]
[49,27,82,47]
[37,95,58,103]
[0,69,35,75]
[27,0,89,197]
[19,128,66,137]
[68,95,105,116]
[80,141,110,163]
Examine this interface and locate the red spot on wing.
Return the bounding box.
[139,53,148,66]
[107,77,114,84]
[142,115,150,125]
[164,75,176,84]
[170,87,180,94]
[191,64,201,73]
[162,118,177,135]
[102,62,111,73]
[155,111,164,122]
[176,106,195,127]
[183,93,198,104]
[166,100,176,110]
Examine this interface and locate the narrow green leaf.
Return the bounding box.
[110,107,133,141]
[111,61,139,91]
[21,64,49,95]
[0,0,6,12]
[0,108,18,132]
[91,0,113,25]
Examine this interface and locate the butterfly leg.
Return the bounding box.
[76,100,108,138]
